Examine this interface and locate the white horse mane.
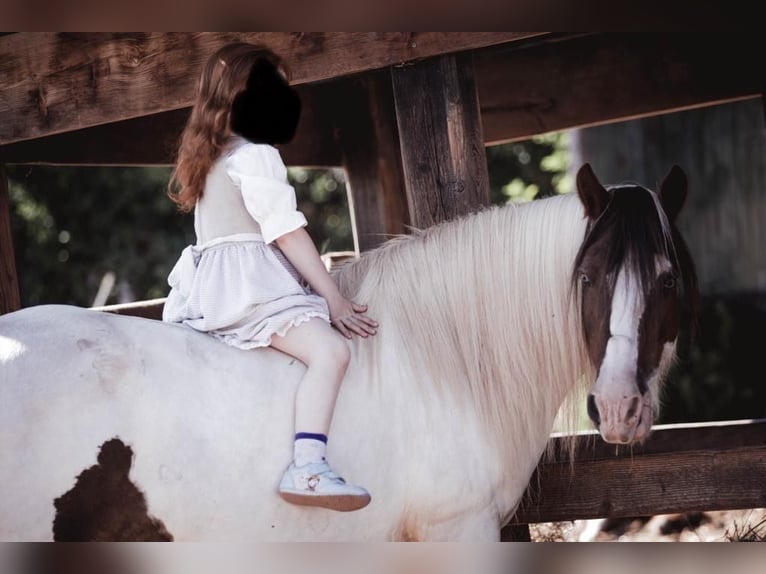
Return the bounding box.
[335,194,596,464]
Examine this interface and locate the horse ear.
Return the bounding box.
[658,165,688,223]
[576,163,610,219]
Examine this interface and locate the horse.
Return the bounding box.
[0,163,697,541]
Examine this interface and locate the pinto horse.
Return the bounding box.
[0,164,697,541]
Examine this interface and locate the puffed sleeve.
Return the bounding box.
[225,142,307,244]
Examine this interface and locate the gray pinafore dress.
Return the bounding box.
[162,137,330,349]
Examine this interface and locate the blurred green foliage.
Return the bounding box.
[7,136,563,308]
[6,164,354,307]
[8,165,189,306]
[486,133,570,204]
[287,167,353,255]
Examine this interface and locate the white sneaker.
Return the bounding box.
[278,460,371,512]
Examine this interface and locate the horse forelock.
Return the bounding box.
[335,194,594,463]
[573,185,698,329]
[575,186,671,298]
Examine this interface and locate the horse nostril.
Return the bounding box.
[626,396,640,420]
[587,393,600,426]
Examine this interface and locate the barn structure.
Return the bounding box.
[1,32,764,540]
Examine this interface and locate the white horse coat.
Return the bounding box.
[2,193,602,541]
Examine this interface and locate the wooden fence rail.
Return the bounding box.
[508,419,766,531]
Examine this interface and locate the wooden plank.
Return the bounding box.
[8,33,764,167]
[0,109,188,167]
[331,72,409,251]
[513,446,766,524]
[392,52,490,229]
[0,32,542,145]
[0,165,20,314]
[475,33,765,144]
[510,420,766,525]
[92,298,165,320]
[0,85,340,167]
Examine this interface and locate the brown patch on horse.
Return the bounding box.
[53,438,173,541]
[392,513,423,541]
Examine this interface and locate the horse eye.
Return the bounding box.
[663,276,677,289]
[580,272,592,286]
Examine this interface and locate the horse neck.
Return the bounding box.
[337,194,593,458]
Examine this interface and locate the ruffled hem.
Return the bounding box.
[163,237,331,349]
[213,310,330,350]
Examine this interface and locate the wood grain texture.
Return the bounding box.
[0,32,540,144]
[0,85,340,167]
[392,52,490,229]
[475,33,764,144]
[331,72,408,252]
[510,419,766,525]
[0,165,20,314]
[5,33,762,165]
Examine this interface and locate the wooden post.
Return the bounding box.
[0,165,20,314]
[393,55,526,540]
[391,52,490,230]
[332,73,409,252]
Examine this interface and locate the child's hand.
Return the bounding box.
[328,296,378,339]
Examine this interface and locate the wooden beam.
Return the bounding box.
[8,34,764,167]
[0,85,341,167]
[476,33,765,144]
[509,419,766,525]
[0,109,187,167]
[0,32,541,145]
[331,72,409,252]
[392,52,490,230]
[0,165,20,314]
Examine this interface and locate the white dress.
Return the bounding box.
[162,137,330,349]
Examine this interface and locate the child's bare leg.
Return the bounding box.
[270,317,370,511]
[270,317,350,436]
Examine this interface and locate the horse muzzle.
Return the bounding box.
[587,391,653,444]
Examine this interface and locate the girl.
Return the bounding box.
[162,42,377,512]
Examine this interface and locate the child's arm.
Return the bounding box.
[275,228,378,339]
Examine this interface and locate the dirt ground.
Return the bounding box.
[529,509,766,542]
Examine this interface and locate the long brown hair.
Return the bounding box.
[167,43,284,212]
